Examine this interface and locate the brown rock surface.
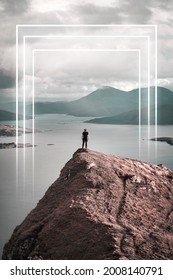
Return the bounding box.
[2,149,173,260]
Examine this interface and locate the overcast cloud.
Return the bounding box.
[0,0,173,100]
[0,0,30,15]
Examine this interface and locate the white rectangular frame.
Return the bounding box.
[15,24,157,194]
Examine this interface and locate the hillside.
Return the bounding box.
[26,86,136,117]
[0,110,17,121]
[86,104,173,125]
[0,110,28,121]
[26,86,173,120]
[2,149,173,260]
[3,86,173,123]
[67,86,137,116]
[30,101,70,115]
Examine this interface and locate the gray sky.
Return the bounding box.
[0,0,173,100]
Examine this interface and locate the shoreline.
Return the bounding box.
[0,142,37,149]
[151,137,173,146]
[0,124,41,137]
[0,124,41,149]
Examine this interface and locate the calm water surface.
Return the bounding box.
[0,114,173,257]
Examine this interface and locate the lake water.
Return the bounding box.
[0,114,173,257]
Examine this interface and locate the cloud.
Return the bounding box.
[0,0,173,99]
[71,0,154,25]
[152,0,173,10]
[71,0,172,25]
[72,2,124,24]
[0,70,15,89]
[30,49,140,99]
[0,0,30,15]
[118,0,153,24]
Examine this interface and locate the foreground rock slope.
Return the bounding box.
[2,149,173,260]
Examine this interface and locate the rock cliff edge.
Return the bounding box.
[2,149,173,260]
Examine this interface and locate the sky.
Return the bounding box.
[0,0,173,100]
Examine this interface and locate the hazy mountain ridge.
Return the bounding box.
[67,86,135,117]
[31,86,173,119]
[26,86,138,117]
[86,104,173,125]
[0,110,29,121]
[1,86,173,124]
[0,110,17,121]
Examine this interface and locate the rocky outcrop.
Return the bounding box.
[2,149,173,260]
[0,142,37,149]
[151,137,173,146]
[0,142,17,149]
[0,124,41,137]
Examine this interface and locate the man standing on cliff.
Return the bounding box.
[82,129,89,149]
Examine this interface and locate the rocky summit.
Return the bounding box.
[2,149,173,260]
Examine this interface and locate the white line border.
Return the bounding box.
[24,34,151,162]
[16,25,156,145]
[23,34,150,140]
[32,48,141,155]
[15,24,157,196]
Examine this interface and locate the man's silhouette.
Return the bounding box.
[82,129,88,149]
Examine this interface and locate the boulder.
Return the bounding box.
[2,149,173,260]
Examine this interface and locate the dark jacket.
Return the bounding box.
[82,131,88,141]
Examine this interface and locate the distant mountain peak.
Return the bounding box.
[88,86,124,97]
[101,85,116,90]
[22,86,173,120]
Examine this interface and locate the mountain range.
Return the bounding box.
[28,86,173,125]
[86,104,173,125]
[84,87,173,124]
[0,110,28,122]
[0,109,32,122]
[1,86,173,124]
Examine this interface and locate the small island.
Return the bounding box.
[0,142,37,149]
[0,124,41,149]
[150,137,173,146]
[0,124,40,137]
